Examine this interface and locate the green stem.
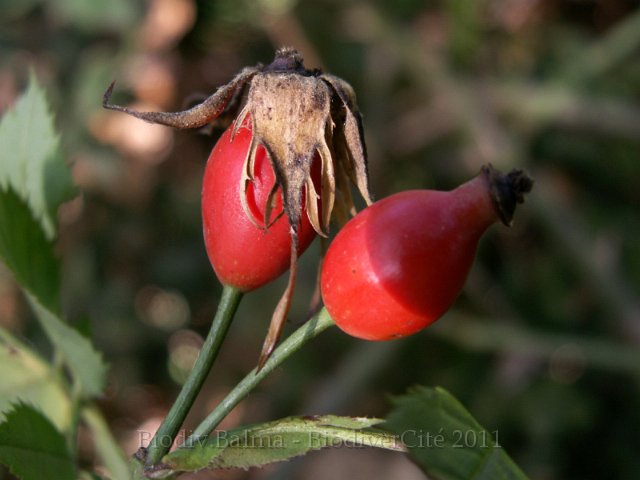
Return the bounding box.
[145,285,243,466]
[183,308,335,448]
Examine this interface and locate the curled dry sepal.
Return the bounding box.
[103,48,372,367]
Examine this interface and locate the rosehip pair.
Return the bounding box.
[104,48,532,359]
[202,118,532,341]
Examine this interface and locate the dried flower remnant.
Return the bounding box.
[103,48,372,367]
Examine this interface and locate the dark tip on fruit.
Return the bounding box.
[481,163,534,226]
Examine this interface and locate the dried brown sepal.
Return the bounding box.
[481,163,534,226]
[318,125,336,234]
[180,85,246,133]
[320,74,373,208]
[103,66,259,129]
[242,72,332,235]
[103,48,372,367]
[305,175,322,235]
[257,230,299,370]
[264,182,285,229]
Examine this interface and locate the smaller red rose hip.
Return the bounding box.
[320,165,533,341]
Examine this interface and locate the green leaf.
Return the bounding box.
[82,407,132,480]
[0,189,107,398]
[78,472,105,480]
[0,327,72,432]
[0,403,75,480]
[0,188,60,312]
[130,456,146,480]
[0,73,75,239]
[160,415,404,475]
[384,386,528,480]
[30,299,108,398]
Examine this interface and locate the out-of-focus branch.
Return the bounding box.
[494,84,640,140]
[388,83,640,157]
[560,8,640,84]
[431,312,640,376]
[531,174,640,344]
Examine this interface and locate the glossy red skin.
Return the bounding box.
[321,176,497,340]
[202,121,318,291]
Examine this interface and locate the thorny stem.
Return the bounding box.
[144,285,243,467]
[182,308,335,448]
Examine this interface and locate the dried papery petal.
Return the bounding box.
[317,133,335,235]
[342,109,372,205]
[238,127,263,229]
[305,176,322,235]
[232,115,282,230]
[320,74,373,207]
[333,159,357,226]
[263,182,285,229]
[232,104,251,138]
[326,132,357,218]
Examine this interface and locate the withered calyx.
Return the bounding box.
[103,47,372,367]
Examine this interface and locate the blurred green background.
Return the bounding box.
[1,0,639,478]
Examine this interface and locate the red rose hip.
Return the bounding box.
[202,120,318,291]
[320,165,533,340]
